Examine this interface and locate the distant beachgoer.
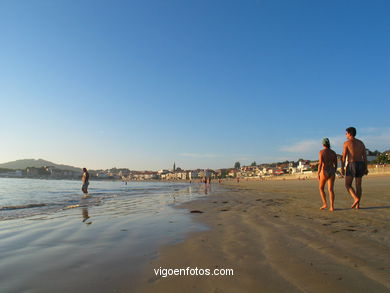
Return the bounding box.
[82,168,89,195]
[341,127,368,209]
[318,138,338,211]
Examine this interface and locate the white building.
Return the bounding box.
[297,160,311,173]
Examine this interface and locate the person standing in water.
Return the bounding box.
[318,138,338,211]
[341,127,368,209]
[81,168,89,195]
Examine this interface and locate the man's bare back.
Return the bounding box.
[343,138,366,163]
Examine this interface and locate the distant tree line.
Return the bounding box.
[373,153,390,164]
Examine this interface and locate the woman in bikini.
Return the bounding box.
[318,138,338,211]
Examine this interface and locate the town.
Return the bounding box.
[0,149,388,181]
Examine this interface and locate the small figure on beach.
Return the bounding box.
[341,127,368,209]
[318,138,337,211]
[81,168,89,196]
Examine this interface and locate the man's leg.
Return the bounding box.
[355,177,363,209]
[82,184,88,195]
[345,176,359,208]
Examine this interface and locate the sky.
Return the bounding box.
[0,0,389,170]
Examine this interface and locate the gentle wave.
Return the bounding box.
[0,179,199,221]
[0,203,48,211]
[62,204,81,209]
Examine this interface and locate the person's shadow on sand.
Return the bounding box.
[359,206,390,210]
[334,206,390,211]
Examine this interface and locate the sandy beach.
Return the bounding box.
[1,177,388,293]
[138,176,390,293]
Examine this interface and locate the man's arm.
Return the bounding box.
[341,142,348,175]
[362,142,368,174]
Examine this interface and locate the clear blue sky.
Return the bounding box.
[0,0,389,170]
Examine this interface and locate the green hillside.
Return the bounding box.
[0,159,81,172]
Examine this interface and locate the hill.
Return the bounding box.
[0,159,82,172]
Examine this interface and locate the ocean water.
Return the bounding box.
[0,178,202,220]
[0,178,212,293]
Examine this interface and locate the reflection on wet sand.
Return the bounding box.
[204,183,211,195]
[82,207,92,225]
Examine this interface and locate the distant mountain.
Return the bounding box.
[0,159,82,172]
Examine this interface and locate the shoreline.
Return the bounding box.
[1,177,388,292]
[0,181,208,293]
[137,176,390,292]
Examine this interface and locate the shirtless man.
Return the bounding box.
[318,138,338,211]
[341,127,368,209]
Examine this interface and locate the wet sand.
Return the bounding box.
[0,184,207,293]
[138,176,390,293]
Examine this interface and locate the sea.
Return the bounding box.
[0,178,205,220]
[0,178,211,293]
